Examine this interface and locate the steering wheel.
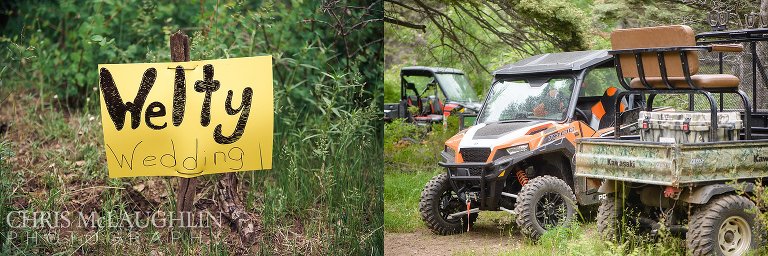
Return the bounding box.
[573,108,588,122]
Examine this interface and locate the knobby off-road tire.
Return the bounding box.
[597,183,648,243]
[514,175,577,241]
[597,192,625,242]
[419,173,477,235]
[687,194,762,256]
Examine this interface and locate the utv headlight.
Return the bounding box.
[505,144,529,155]
[445,146,456,157]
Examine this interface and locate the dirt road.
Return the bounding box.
[384,222,524,255]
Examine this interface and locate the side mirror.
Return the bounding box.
[405,82,416,90]
[459,113,477,131]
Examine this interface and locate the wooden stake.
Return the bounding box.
[170,31,197,227]
[169,31,256,243]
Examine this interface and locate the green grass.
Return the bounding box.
[448,224,605,256]
[383,116,460,233]
[0,141,17,252]
[384,171,437,232]
[250,105,383,254]
[383,116,456,233]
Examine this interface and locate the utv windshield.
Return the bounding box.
[477,77,575,123]
[434,73,479,103]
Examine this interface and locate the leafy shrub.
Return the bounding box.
[384,116,460,173]
[1,0,382,109]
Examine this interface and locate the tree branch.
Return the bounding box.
[384,16,426,31]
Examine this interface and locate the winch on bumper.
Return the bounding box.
[438,146,537,211]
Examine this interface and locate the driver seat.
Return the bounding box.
[428,95,443,115]
[414,96,444,122]
[590,87,627,130]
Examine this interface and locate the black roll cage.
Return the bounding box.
[399,68,466,102]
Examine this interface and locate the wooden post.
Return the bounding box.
[168,31,255,243]
[170,31,197,227]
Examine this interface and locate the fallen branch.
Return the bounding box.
[217,172,258,245]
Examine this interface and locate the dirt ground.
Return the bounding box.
[384,225,524,256]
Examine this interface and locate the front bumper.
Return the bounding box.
[439,149,536,180]
[439,161,500,210]
[438,150,536,210]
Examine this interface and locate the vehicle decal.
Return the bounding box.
[607,159,636,168]
[539,126,577,147]
[544,127,575,142]
[690,158,704,165]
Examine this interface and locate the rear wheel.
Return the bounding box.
[596,181,656,244]
[687,194,761,256]
[419,173,477,235]
[597,192,632,242]
[514,175,577,241]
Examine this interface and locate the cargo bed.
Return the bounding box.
[575,138,768,186]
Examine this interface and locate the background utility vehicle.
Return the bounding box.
[419,50,644,240]
[384,66,481,125]
[575,25,768,256]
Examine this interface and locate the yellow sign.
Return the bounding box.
[98,56,273,178]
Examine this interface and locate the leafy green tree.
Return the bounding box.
[385,0,590,73]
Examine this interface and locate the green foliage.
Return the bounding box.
[384,116,459,173]
[384,0,601,105]
[606,220,685,256]
[2,0,185,105]
[513,0,590,51]
[590,0,760,32]
[383,119,423,147]
[384,67,400,103]
[532,223,607,255]
[255,102,382,254]
[2,0,382,108]
[744,181,768,254]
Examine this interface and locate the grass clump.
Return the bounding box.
[0,141,17,249]
[383,116,460,232]
[383,171,436,232]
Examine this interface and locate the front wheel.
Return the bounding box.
[687,194,762,256]
[419,173,477,235]
[514,175,577,241]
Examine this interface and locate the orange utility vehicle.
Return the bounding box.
[420,50,642,240]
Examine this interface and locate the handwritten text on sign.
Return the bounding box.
[98,56,273,178]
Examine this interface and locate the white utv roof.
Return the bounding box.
[493,50,611,76]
